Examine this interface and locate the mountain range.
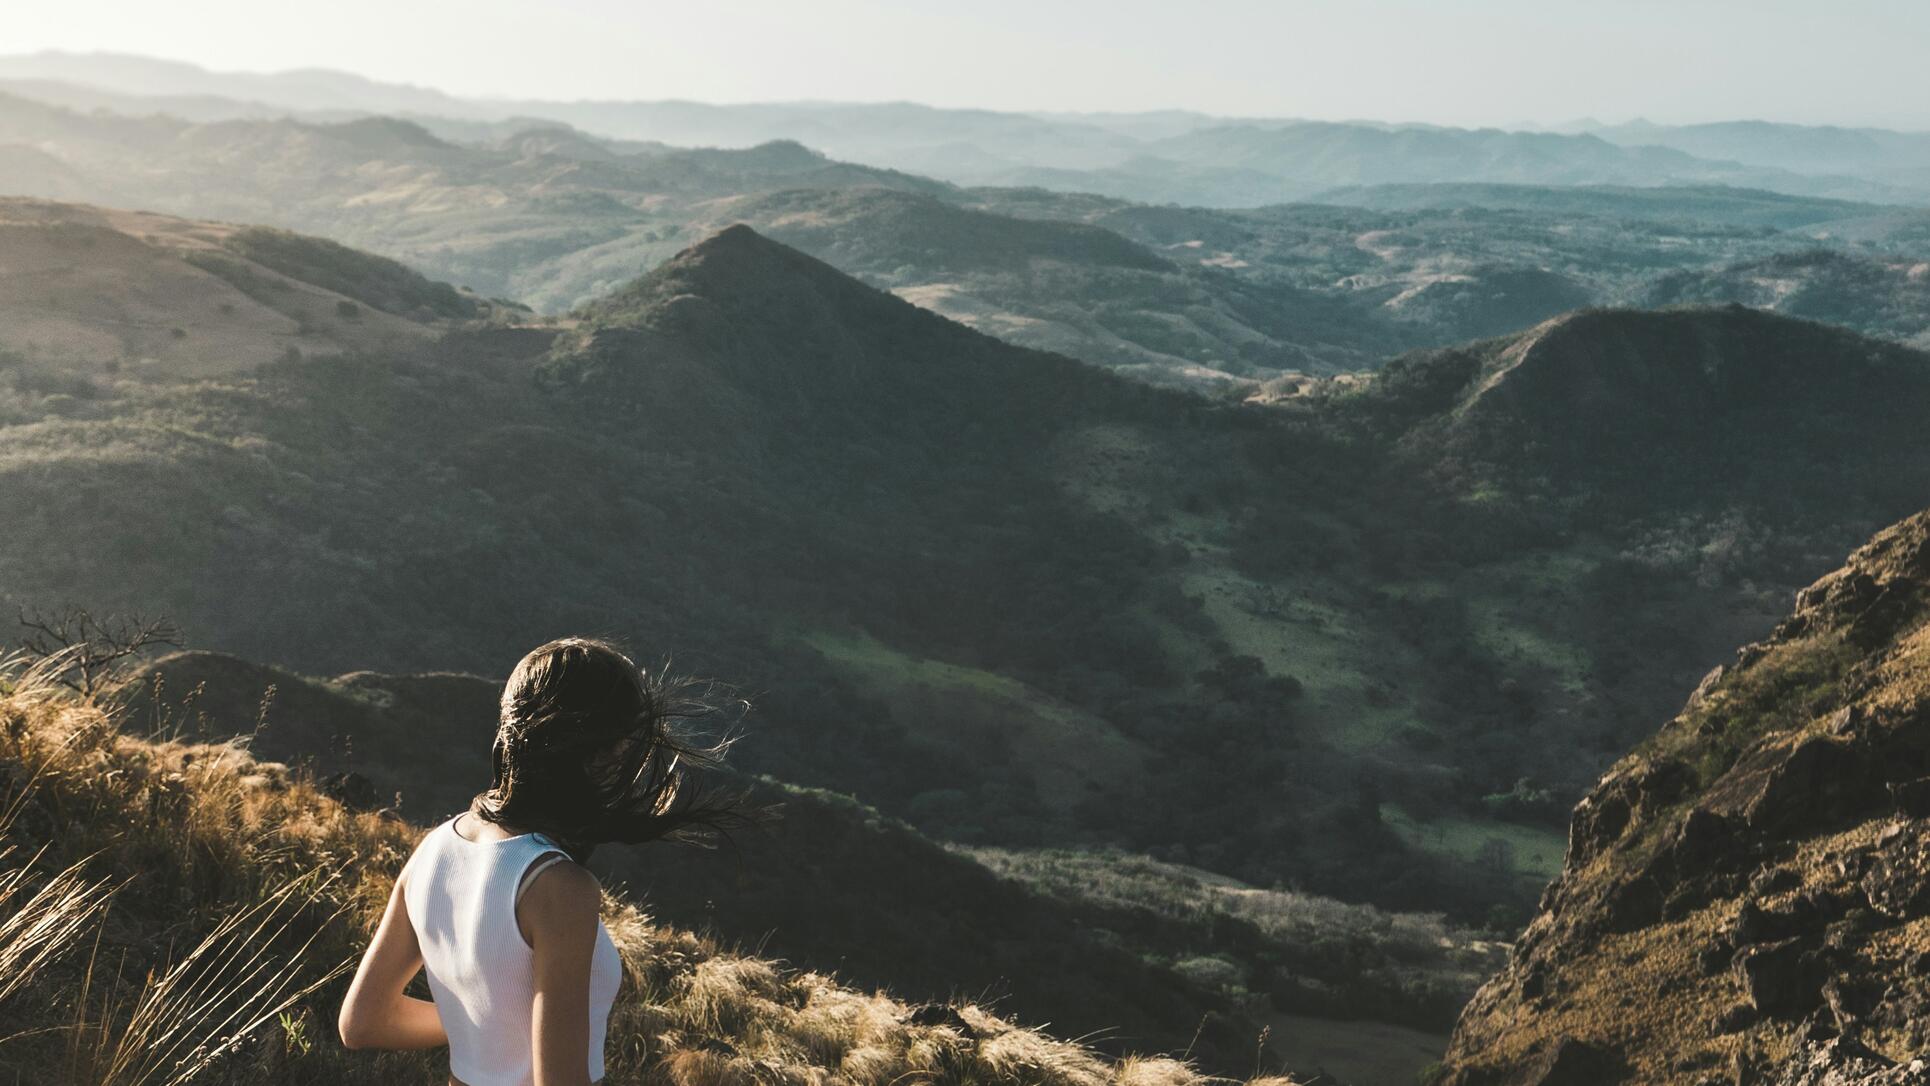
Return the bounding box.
[2,51,1926,207]
[9,78,1930,393]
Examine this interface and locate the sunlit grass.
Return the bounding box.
[0,652,1276,1086]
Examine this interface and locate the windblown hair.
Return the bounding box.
[472,637,750,859]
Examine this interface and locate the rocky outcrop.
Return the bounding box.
[1768,1039,1930,1086]
[1441,511,1930,1084]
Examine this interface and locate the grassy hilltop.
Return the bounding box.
[0,659,1295,1085]
[114,645,1507,1077]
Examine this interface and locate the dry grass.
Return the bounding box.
[69,871,356,1086]
[0,846,115,1003]
[0,656,1309,1085]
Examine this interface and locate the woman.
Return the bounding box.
[338,637,744,1086]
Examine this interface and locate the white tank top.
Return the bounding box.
[402,817,622,1086]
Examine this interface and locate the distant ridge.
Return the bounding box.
[9,72,1930,387]
[721,187,1172,274]
[1358,305,1930,509]
[0,50,1919,205]
[1310,182,1884,229]
[0,49,481,116]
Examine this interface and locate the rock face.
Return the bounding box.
[1768,1039,1930,1086]
[1440,511,1930,1084]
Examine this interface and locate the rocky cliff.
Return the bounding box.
[1441,509,1930,1084]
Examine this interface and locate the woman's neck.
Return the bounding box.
[455,809,527,843]
[457,807,591,860]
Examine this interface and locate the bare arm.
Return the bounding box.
[522,861,602,1086]
[338,870,447,1051]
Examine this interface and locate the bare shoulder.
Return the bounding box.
[521,859,602,931]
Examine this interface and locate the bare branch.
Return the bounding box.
[14,607,184,696]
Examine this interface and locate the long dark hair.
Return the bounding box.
[472,637,749,859]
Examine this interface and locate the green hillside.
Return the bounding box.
[1646,249,1930,350]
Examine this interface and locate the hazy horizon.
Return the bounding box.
[13,0,1930,132]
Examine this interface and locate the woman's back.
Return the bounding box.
[402,816,621,1086]
[340,639,743,1082]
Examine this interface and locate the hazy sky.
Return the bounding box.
[12,0,1930,129]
